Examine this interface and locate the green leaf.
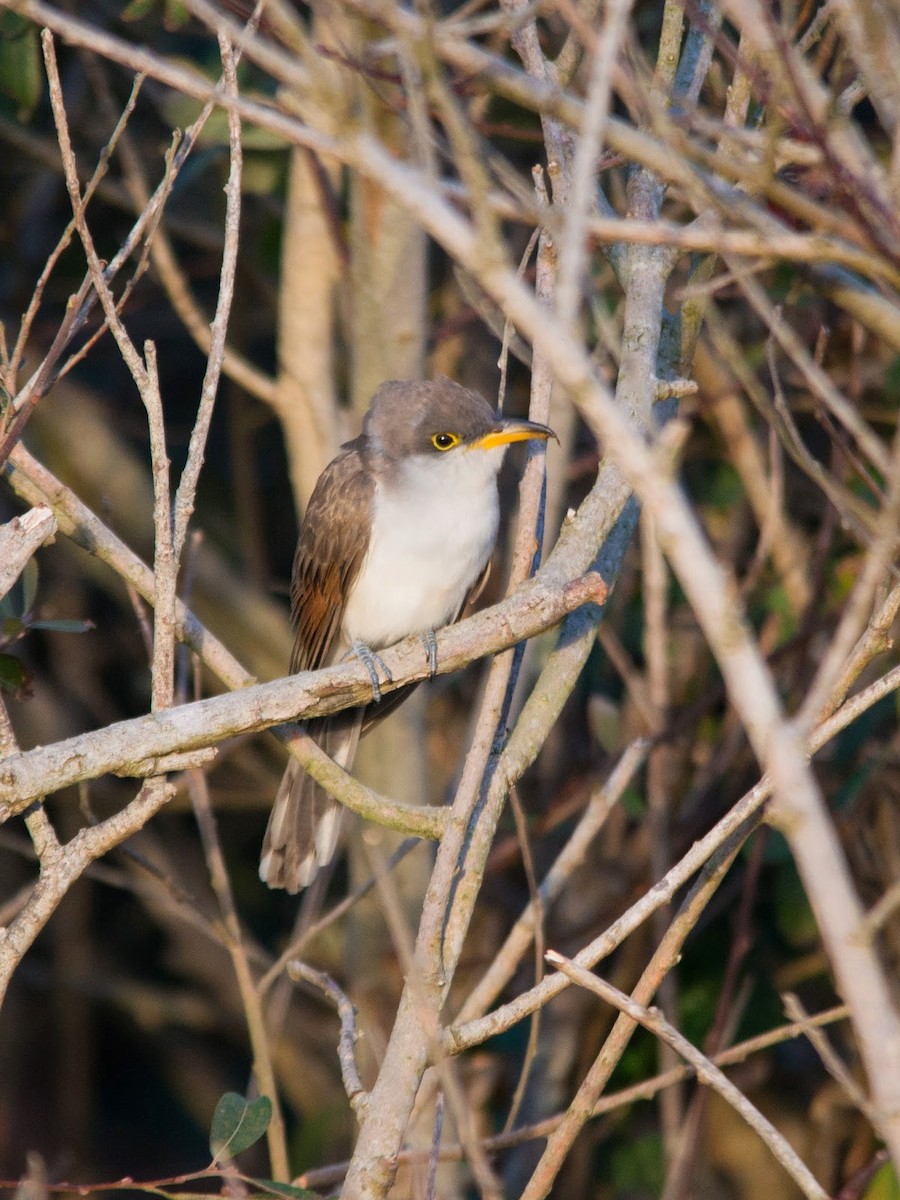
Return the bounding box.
[863,1163,900,1200]
[0,653,29,696]
[703,461,743,511]
[209,1092,272,1162]
[251,1182,318,1200]
[885,356,900,408]
[121,0,156,18]
[773,864,818,949]
[159,94,287,151]
[121,0,189,25]
[163,0,190,29]
[28,618,95,634]
[610,1130,665,1192]
[2,616,25,638]
[620,786,646,819]
[21,558,38,616]
[0,13,41,116]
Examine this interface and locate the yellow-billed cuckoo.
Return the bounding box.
[260,376,554,892]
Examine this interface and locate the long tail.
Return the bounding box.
[259,712,362,892]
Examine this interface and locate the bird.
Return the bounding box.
[259,376,554,892]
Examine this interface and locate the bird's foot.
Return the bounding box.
[346,641,393,703]
[420,629,438,678]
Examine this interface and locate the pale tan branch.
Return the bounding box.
[0,571,605,813]
[549,953,828,1200]
[447,661,900,1054]
[0,506,57,600]
[288,962,368,1117]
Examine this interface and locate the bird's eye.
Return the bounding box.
[431,432,461,451]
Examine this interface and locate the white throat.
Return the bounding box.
[341,445,505,649]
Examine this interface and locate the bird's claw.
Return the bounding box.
[420,630,438,678]
[347,641,392,703]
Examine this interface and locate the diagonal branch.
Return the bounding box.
[0,570,605,814]
[548,953,828,1200]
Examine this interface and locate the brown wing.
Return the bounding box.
[463,556,492,611]
[290,441,372,674]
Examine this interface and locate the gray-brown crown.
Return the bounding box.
[362,377,498,464]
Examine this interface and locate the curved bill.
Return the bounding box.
[470,417,557,452]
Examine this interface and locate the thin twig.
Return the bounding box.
[548,952,828,1200]
[782,992,876,1121]
[0,779,176,1003]
[5,72,144,386]
[171,31,242,563]
[642,510,683,1156]
[287,962,368,1118]
[452,738,649,1027]
[447,661,900,1053]
[519,807,756,1200]
[296,1003,852,1189]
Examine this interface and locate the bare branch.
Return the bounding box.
[0,571,605,813]
[0,506,57,599]
[549,952,829,1200]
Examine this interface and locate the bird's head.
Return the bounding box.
[364,377,555,471]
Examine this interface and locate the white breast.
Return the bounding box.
[341,445,504,649]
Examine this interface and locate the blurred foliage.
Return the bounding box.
[865,1164,900,1200]
[0,12,40,116]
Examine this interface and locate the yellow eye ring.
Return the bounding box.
[431,431,461,451]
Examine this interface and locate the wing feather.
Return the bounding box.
[290,442,372,673]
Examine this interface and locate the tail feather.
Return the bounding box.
[260,714,362,892]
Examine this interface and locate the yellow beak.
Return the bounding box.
[470,417,556,452]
